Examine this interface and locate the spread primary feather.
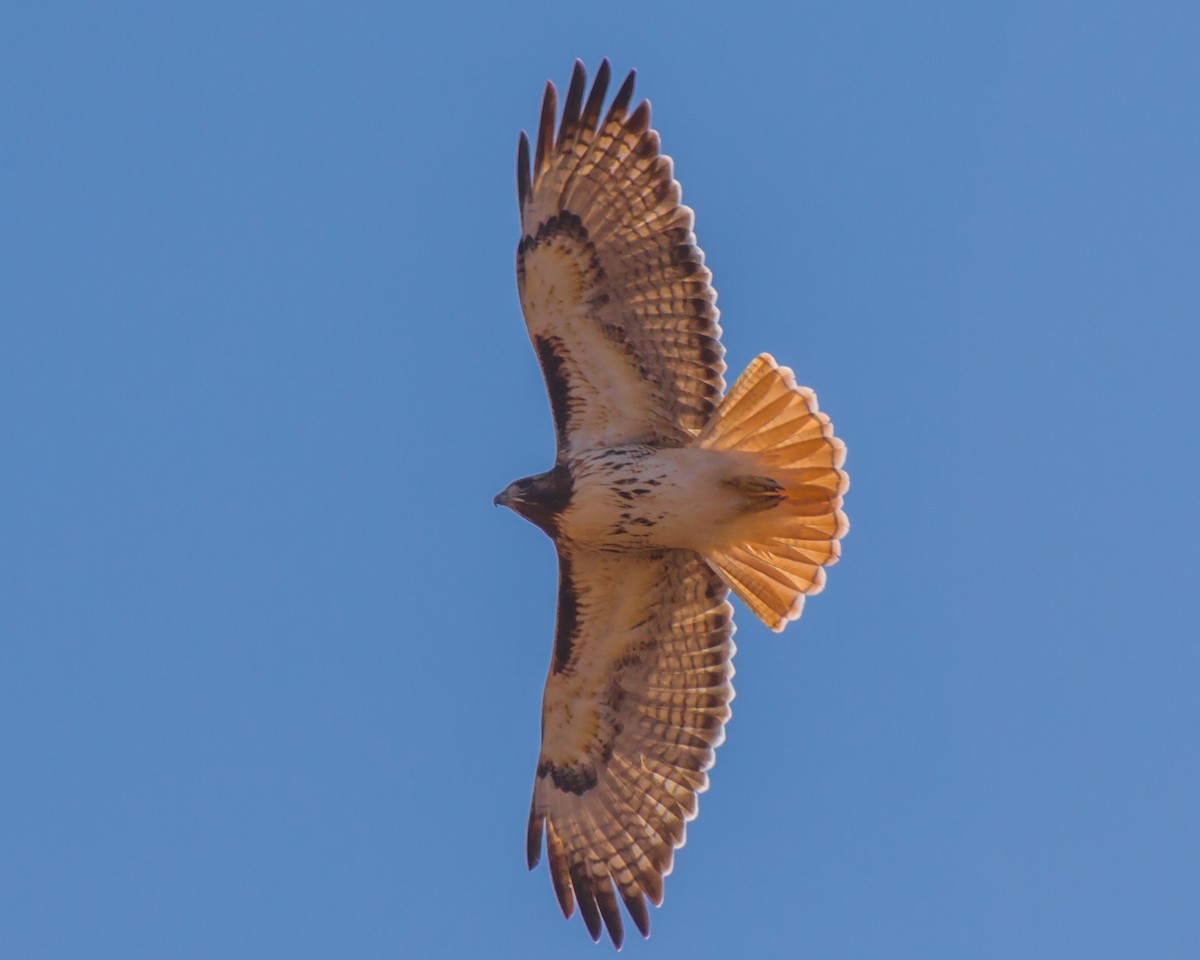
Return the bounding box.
[496,59,849,948]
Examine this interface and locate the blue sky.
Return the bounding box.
[2,2,1197,957]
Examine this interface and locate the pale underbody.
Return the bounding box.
[561,444,771,554]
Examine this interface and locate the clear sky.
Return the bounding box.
[2,2,1197,958]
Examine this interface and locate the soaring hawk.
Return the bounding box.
[495,60,849,947]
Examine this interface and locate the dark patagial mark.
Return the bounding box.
[552,551,581,674]
[535,335,573,452]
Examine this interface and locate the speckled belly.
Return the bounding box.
[559,445,738,552]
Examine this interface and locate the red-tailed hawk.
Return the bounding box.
[496,60,849,947]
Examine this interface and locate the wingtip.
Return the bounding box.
[606,68,637,123]
[594,878,625,949]
[627,99,651,136]
[535,80,558,173]
[623,890,651,939]
[516,130,531,209]
[571,866,603,942]
[526,803,544,869]
[558,60,587,148]
[581,58,612,131]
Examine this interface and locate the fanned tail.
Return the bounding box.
[696,354,849,631]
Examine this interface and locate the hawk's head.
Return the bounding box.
[494,464,572,535]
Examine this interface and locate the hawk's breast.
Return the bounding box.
[560,445,742,552]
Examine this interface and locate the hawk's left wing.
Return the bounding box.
[527,546,735,947]
[516,60,726,459]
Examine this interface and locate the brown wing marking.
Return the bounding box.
[533,334,573,462]
[527,548,735,946]
[516,209,612,452]
[548,536,580,675]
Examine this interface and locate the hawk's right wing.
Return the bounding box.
[526,545,736,947]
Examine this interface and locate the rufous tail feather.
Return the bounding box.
[695,354,849,631]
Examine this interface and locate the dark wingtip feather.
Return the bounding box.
[622,890,650,939]
[627,100,651,137]
[549,869,574,920]
[525,802,543,869]
[594,878,625,949]
[547,831,575,919]
[557,60,586,148]
[581,58,611,131]
[642,869,664,907]
[516,131,531,210]
[605,69,636,124]
[535,80,557,175]
[570,864,603,942]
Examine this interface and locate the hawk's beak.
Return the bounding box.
[493,488,511,507]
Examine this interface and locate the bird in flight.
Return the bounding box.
[496,60,849,948]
